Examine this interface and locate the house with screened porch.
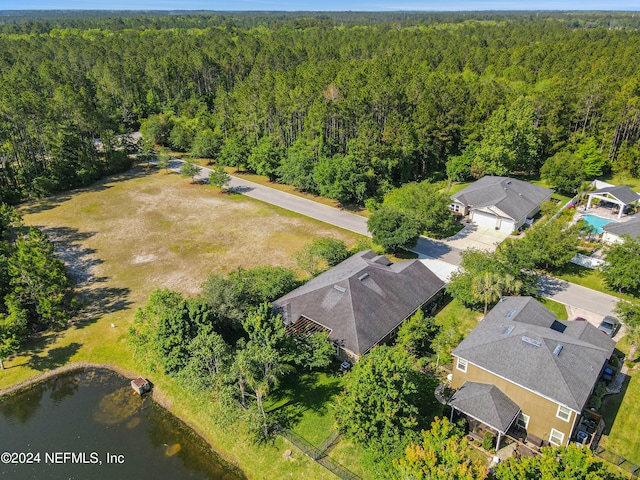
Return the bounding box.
[448,296,615,450]
[272,250,444,362]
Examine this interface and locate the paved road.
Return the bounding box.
[179,160,371,237]
[227,175,370,237]
[174,159,620,318]
[538,275,619,318]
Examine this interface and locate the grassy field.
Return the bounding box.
[1,165,365,479]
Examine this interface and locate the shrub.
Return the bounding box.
[482,431,495,451]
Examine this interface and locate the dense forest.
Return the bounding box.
[2,12,640,204]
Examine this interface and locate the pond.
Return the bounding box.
[0,368,244,480]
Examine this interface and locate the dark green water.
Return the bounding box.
[0,369,244,480]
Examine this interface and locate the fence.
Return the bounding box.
[278,427,361,480]
[571,253,605,269]
[594,445,640,479]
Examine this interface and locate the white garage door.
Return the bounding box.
[471,211,515,233]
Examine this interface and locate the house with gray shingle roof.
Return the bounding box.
[449,296,615,450]
[272,250,445,361]
[602,215,640,244]
[450,176,553,233]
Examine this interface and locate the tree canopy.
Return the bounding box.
[335,346,438,454]
[602,235,640,294]
[3,14,640,204]
[491,444,624,480]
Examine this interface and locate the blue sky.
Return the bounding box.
[4,1,640,11]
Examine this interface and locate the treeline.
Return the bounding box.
[3,15,640,204]
[0,205,74,369]
[3,11,640,33]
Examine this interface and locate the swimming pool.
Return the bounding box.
[580,214,618,234]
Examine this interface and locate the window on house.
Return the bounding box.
[549,428,564,446]
[456,358,467,372]
[556,405,571,422]
[516,412,530,430]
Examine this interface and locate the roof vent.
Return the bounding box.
[506,310,516,318]
[504,325,515,336]
[333,285,346,293]
[553,344,564,356]
[522,336,541,347]
[506,180,512,184]
[358,273,369,281]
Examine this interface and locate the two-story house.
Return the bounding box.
[449,296,616,449]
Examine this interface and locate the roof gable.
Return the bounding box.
[592,185,640,205]
[273,250,445,355]
[451,176,553,222]
[453,297,615,411]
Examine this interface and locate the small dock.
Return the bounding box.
[131,376,151,395]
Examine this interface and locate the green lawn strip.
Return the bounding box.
[551,263,636,301]
[538,297,569,320]
[447,181,473,195]
[325,438,370,479]
[151,374,337,479]
[467,446,491,468]
[599,336,640,466]
[221,166,371,218]
[598,173,640,191]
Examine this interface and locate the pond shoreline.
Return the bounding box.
[0,362,246,479]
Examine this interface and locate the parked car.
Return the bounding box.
[598,316,619,337]
[574,316,587,322]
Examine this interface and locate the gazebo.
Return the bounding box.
[586,186,640,218]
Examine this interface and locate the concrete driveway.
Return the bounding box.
[444,224,511,252]
[411,223,510,265]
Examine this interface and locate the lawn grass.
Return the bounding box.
[527,176,573,206]
[599,335,640,465]
[266,370,345,446]
[1,165,365,479]
[552,263,635,301]
[434,298,483,337]
[447,181,473,195]
[538,297,569,320]
[598,173,640,191]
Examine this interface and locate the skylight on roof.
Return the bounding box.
[553,344,564,356]
[506,310,516,319]
[333,285,346,293]
[358,273,369,281]
[504,325,515,336]
[522,336,541,347]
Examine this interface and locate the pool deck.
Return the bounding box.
[577,205,636,222]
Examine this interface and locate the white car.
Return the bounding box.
[598,316,619,337]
